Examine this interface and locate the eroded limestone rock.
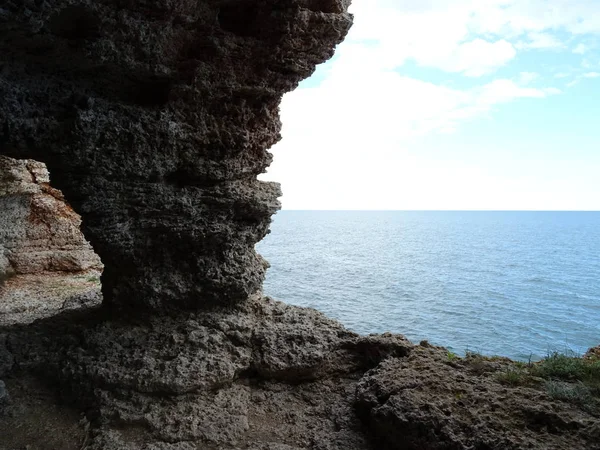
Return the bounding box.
[3,302,599,449]
[0,0,352,313]
[356,343,600,450]
[1,296,412,449]
[0,156,102,277]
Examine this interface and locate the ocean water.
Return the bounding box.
[256,211,600,361]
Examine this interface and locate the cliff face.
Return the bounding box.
[0,0,351,313]
[0,156,102,278]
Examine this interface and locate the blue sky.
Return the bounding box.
[260,0,600,210]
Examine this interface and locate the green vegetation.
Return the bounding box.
[505,351,599,410]
[465,349,482,359]
[496,368,535,387]
[544,380,594,409]
[446,351,459,362]
[75,273,101,284]
[86,275,101,284]
[454,347,600,411]
[532,352,600,388]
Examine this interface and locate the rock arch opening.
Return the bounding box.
[0,156,102,325]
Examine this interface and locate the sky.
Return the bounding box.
[259,0,600,210]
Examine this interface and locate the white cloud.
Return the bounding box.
[582,59,595,69]
[437,39,517,77]
[519,72,539,84]
[475,79,556,106]
[573,43,588,54]
[263,62,560,208]
[348,0,600,73]
[259,0,600,209]
[516,32,566,50]
[565,71,600,88]
[543,87,563,95]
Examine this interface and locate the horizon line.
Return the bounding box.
[277,209,600,212]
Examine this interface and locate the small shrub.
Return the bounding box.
[533,352,600,386]
[513,361,527,369]
[497,368,530,386]
[544,380,597,411]
[465,350,483,359]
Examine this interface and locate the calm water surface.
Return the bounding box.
[256,211,600,360]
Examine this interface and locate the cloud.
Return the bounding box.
[434,39,517,77]
[565,71,600,87]
[519,72,539,84]
[516,32,565,50]
[348,0,600,72]
[259,0,599,209]
[573,43,588,54]
[543,87,563,95]
[263,60,560,208]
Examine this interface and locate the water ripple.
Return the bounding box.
[257,211,600,361]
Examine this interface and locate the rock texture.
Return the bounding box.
[1,297,411,449]
[0,271,101,326]
[356,344,600,450]
[1,302,599,449]
[0,0,352,313]
[0,156,102,278]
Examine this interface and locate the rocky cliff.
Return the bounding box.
[0,1,598,449]
[0,155,102,326]
[0,0,351,314]
[0,156,101,278]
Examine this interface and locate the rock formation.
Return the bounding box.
[0,156,102,278]
[356,344,600,450]
[0,0,351,314]
[0,155,102,326]
[0,1,599,450]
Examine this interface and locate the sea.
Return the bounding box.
[256,211,600,361]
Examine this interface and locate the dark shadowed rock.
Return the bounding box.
[0,0,352,314]
[1,296,405,449]
[0,380,8,405]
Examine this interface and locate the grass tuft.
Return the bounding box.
[544,380,598,412]
[496,368,533,387]
[447,351,459,362]
[532,352,600,389]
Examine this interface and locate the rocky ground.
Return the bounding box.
[1,285,598,450]
[0,270,101,326]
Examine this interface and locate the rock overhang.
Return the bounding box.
[0,0,353,314]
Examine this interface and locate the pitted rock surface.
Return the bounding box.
[0,0,352,313]
[2,298,600,449]
[1,296,412,449]
[355,343,600,450]
[0,156,101,278]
